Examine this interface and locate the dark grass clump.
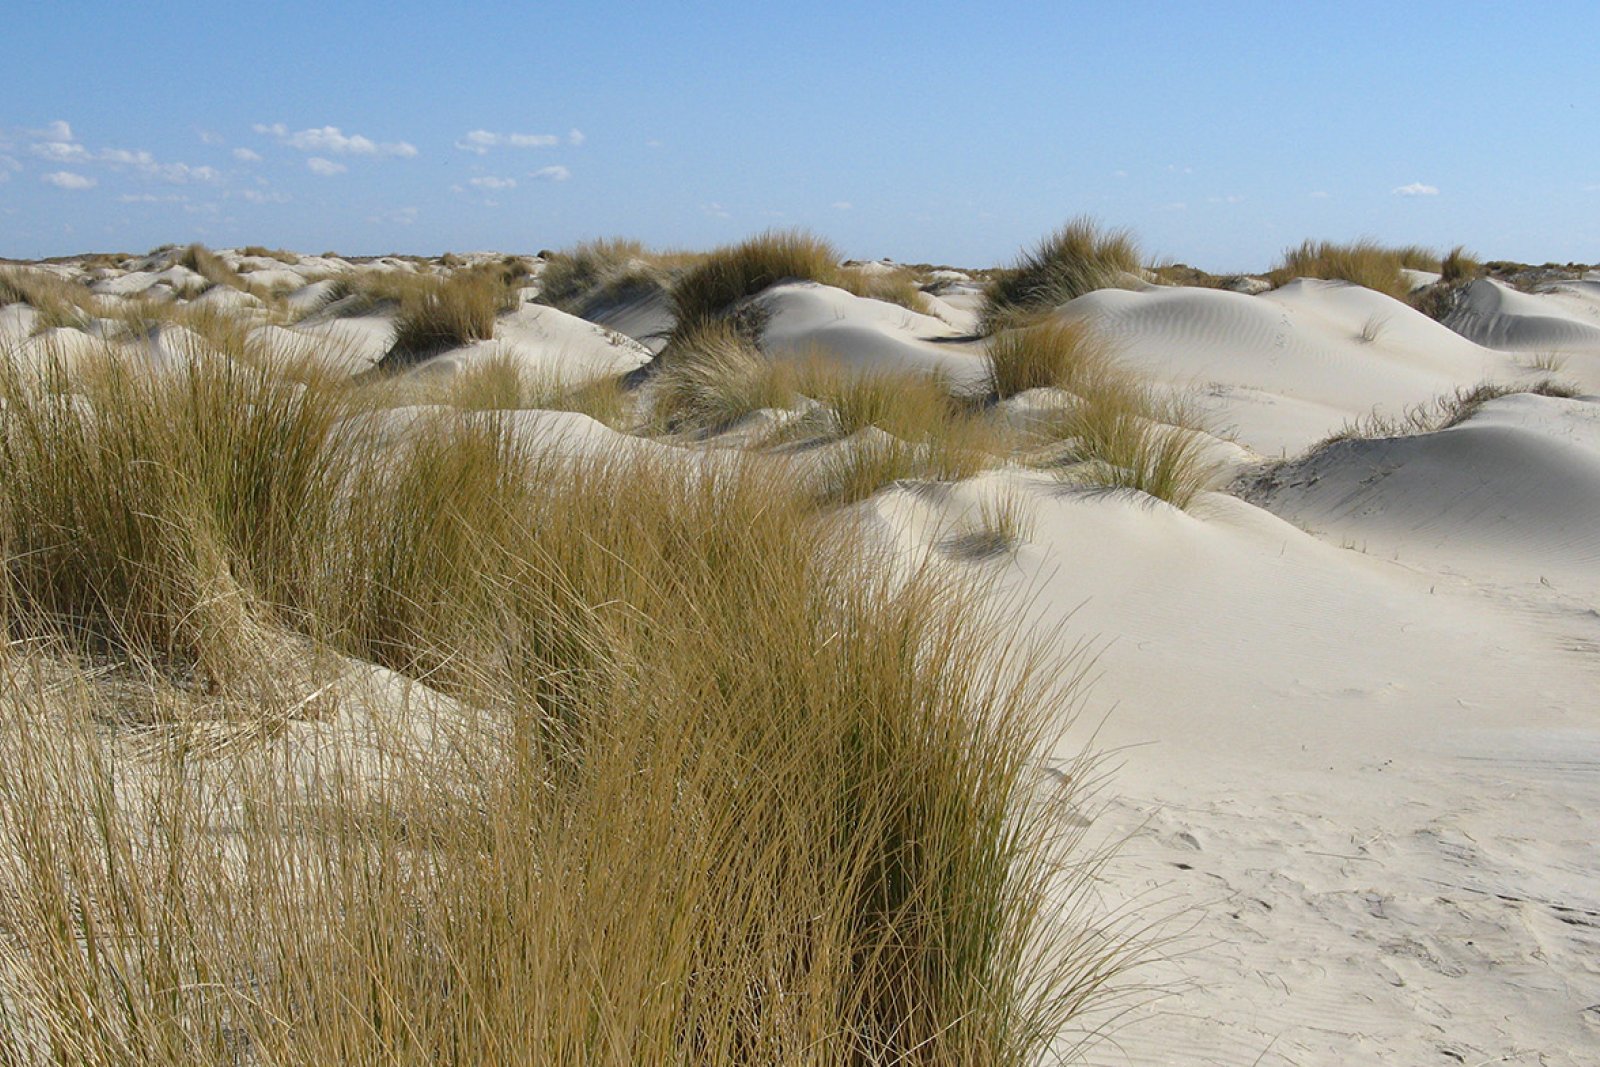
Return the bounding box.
[979,218,1142,335]
[1271,239,1419,301]
[385,267,520,363]
[670,229,842,338]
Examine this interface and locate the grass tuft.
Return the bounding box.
[980,218,1141,335]
[648,320,792,433]
[669,229,842,337]
[0,267,100,331]
[385,267,519,364]
[1440,245,1482,284]
[1322,378,1583,443]
[0,346,1138,1063]
[985,318,1114,400]
[1271,239,1420,301]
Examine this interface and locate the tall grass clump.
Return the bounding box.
[0,348,1138,1063]
[836,265,933,314]
[385,267,519,364]
[0,354,355,681]
[648,320,793,433]
[1004,323,1217,509]
[986,319,1114,400]
[1272,239,1418,300]
[1440,244,1482,284]
[670,229,842,337]
[980,218,1141,335]
[0,267,99,330]
[536,237,698,313]
[177,243,250,293]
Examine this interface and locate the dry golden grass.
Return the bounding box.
[0,347,1137,1064]
[385,268,520,364]
[835,265,932,314]
[985,319,1113,400]
[648,320,793,433]
[669,229,842,337]
[1440,245,1482,284]
[1001,323,1218,509]
[980,219,1142,335]
[1272,239,1424,301]
[536,237,700,313]
[0,267,100,331]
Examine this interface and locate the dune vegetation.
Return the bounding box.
[385,264,524,363]
[0,294,1140,1064]
[988,320,1219,509]
[979,218,1142,335]
[668,229,847,338]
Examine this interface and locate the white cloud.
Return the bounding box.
[27,120,73,142]
[233,147,263,162]
[646,139,664,149]
[469,175,517,190]
[0,155,20,180]
[1309,190,1331,199]
[98,148,154,166]
[233,188,291,204]
[1393,182,1439,197]
[197,128,224,145]
[259,123,417,158]
[146,162,220,184]
[455,129,561,153]
[529,165,570,182]
[831,201,853,211]
[307,157,347,176]
[31,141,90,163]
[116,193,188,204]
[367,206,418,226]
[702,202,731,219]
[568,128,585,146]
[41,171,95,190]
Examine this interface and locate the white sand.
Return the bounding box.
[850,275,1600,1065]
[10,255,1598,1064]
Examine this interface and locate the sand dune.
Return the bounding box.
[758,281,990,386]
[869,470,1600,1064]
[4,246,1598,1065]
[1446,277,1600,355]
[1064,280,1527,454]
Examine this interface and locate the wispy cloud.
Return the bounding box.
[307,157,347,176]
[529,165,570,182]
[116,192,188,204]
[702,202,731,219]
[231,188,292,204]
[31,141,90,163]
[196,129,225,146]
[831,201,853,211]
[29,135,219,183]
[1309,190,1331,199]
[568,128,585,146]
[368,206,418,226]
[41,171,95,190]
[1393,182,1439,197]
[455,129,563,154]
[233,147,263,163]
[256,123,418,158]
[469,175,517,190]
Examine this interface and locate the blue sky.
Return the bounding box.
[2,2,1596,270]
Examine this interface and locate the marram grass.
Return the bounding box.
[0,342,1142,1066]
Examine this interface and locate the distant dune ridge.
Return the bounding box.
[0,229,1597,1065]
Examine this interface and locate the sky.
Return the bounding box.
[2,2,1597,271]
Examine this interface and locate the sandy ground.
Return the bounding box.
[862,276,1600,1064]
[6,250,1598,1064]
